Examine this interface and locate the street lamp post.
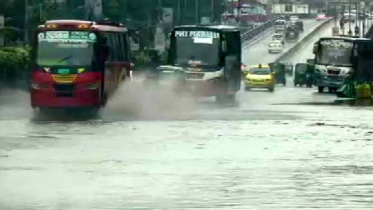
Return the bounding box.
[348,0,352,36]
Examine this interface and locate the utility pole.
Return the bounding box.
[237,0,241,24]
[195,0,199,24]
[24,0,29,44]
[211,0,214,23]
[348,0,352,36]
[177,0,181,25]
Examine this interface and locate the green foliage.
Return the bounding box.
[0,47,29,82]
[103,0,122,21]
[132,50,151,65]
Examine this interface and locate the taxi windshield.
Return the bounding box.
[250,68,271,75]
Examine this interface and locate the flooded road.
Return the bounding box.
[2,22,373,210]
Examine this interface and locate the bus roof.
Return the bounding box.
[319,36,369,41]
[174,25,239,32]
[39,19,128,33]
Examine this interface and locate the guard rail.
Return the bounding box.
[241,18,279,42]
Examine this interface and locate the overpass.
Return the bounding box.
[243,17,373,69]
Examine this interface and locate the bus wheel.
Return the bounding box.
[216,94,235,104]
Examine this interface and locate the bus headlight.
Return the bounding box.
[85,82,100,90]
[31,83,48,90]
[340,69,350,76]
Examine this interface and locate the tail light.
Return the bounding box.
[241,64,246,71]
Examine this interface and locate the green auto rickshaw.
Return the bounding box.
[294,63,314,88]
[269,62,286,86]
[281,62,294,76]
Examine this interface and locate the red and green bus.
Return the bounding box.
[30,20,132,111]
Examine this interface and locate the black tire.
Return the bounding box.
[318,86,324,93]
[245,87,251,91]
[269,87,275,92]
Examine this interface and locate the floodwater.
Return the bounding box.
[1,19,373,210]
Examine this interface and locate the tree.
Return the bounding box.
[103,0,122,21]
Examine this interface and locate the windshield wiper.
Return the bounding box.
[56,55,73,64]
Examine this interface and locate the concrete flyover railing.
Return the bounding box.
[275,18,334,63]
[240,18,279,42]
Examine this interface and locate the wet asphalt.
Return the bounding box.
[1,20,373,210]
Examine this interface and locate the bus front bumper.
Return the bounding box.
[315,75,344,88]
[31,88,101,108]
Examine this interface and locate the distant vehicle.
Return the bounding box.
[316,13,328,21]
[30,19,132,112]
[343,13,356,23]
[272,33,285,45]
[274,19,286,33]
[268,41,283,54]
[165,25,242,103]
[313,36,368,93]
[245,64,275,92]
[294,63,314,88]
[289,16,299,22]
[281,62,294,76]
[366,13,373,19]
[295,20,304,32]
[285,25,300,42]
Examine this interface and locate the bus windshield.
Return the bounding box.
[37,31,96,66]
[318,39,353,67]
[173,30,220,68]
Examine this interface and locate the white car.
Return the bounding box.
[268,41,284,54]
[272,33,285,45]
[290,15,299,22]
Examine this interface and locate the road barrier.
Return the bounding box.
[241,18,279,42]
[275,18,334,63]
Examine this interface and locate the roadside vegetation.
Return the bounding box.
[0,47,29,86]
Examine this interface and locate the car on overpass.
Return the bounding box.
[268,41,283,54]
[272,33,285,45]
[289,15,299,22]
[316,13,328,21]
[343,13,356,23]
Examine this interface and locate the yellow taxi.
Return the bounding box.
[245,64,275,91]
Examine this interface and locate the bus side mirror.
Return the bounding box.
[313,45,318,54]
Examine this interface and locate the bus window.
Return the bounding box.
[121,34,129,61]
